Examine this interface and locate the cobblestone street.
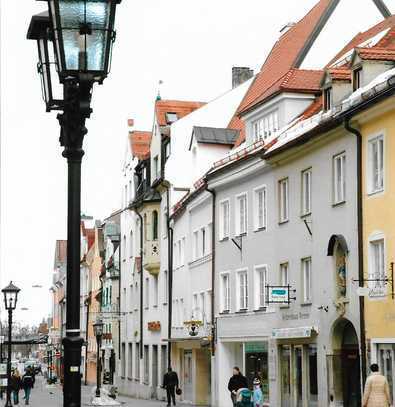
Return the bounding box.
[2,376,196,407]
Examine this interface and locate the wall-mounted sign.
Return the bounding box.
[266,285,295,304]
[272,326,318,339]
[148,321,161,332]
[103,333,112,340]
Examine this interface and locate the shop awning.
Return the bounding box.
[272,326,318,339]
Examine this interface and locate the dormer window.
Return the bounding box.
[253,110,279,142]
[324,87,332,111]
[353,67,362,91]
[165,112,178,124]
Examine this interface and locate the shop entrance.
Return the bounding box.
[279,344,318,407]
[183,350,193,403]
[245,342,269,403]
[331,319,361,407]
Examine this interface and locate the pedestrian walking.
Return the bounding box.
[252,378,263,407]
[228,367,248,407]
[10,369,22,405]
[362,363,392,407]
[162,367,179,407]
[21,368,35,405]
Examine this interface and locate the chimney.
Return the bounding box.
[232,67,254,88]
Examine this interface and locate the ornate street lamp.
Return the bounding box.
[93,319,104,398]
[2,282,20,407]
[27,2,121,407]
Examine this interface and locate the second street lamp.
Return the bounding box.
[93,319,104,398]
[2,282,20,407]
[27,1,121,406]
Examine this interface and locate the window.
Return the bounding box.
[280,263,289,286]
[152,211,158,240]
[121,343,126,377]
[202,228,206,256]
[254,187,267,230]
[369,238,385,297]
[129,230,133,258]
[368,134,384,194]
[301,169,312,215]
[207,224,212,254]
[200,292,205,321]
[206,291,212,323]
[163,270,168,303]
[193,293,198,318]
[153,155,159,180]
[134,282,139,310]
[166,112,178,124]
[333,153,346,204]
[221,273,230,312]
[144,345,149,384]
[236,193,248,236]
[279,178,289,223]
[181,238,185,265]
[144,277,149,308]
[255,266,268,310]
[153,275,158,307]
[193,231,199,260]
[164,141,171,159]
[252,110,279,142]
[324,87,332,111]
[219,200,230,240]
[353,67,362,91]
[237,270,248,311]
[162,207,168,238]
[135,343,140,380]
[302,258,312,303]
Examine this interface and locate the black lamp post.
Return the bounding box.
[2,282,20,407]
[27,1,121,406]
[93,319,104,398]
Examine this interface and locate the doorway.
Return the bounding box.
[183,350,193,402]
[331,319,361,407]
[152,345,158,398]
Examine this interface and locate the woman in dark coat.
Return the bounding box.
[10,370,22,405]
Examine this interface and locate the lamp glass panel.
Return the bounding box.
[86,30,107,71]
[86,1,111,29]
[59,0,85,27]
[62,29,82,70]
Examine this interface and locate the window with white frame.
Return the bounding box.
[144,277,149,308]
[162,207,167,238]
[279,178,289,223]
[200,292,205,321]
[255,266,268,310]
[193,293,198,318]
[180,298,184,324]
[206,290,212,322]
[254,186,267,230]
[221,273,230,312]
[368,134,384,194]
[333,152,346,204]
[153,275,158,307]
[201,227,206,256]
[301,168,312,215]
[163,270,168,303]
[181,237,185,265]
[369,237,386,297]
[219,200,230,240]
[193,230,199,260]
[302,258,312,303]
[280,263,289,286]
[237,270,248,310]
[252,110,279,142]
[236,193,248,236]
[207,223,212,253]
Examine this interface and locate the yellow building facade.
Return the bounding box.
[360,98,395,401]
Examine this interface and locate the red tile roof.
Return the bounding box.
[236,0,333,116]
[281,69,324,92]
[155,99,206,127]
[327,67,351,81]
[328,15,395,66]
[357,47,395,61]
[129,131,152,160]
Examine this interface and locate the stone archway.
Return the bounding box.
[330,318,361,407]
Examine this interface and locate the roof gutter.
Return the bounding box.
[344,117,367,389]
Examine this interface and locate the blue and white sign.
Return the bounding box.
[268,286,289,304]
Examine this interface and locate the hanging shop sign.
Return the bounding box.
[272,326,318,339]
[266,285,296,304]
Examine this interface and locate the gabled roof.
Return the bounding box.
[356,47,395,60]
[155,99,206,127]
[236,0,336,117]
[327,67,351,81]
[189,126,239,150]
[328,15,395,66]
[129,131,152,160]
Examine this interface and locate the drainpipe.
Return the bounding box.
[344,117,367,387]
[135,209,144,360]
[205,186,216,356]
[166,186,174,369]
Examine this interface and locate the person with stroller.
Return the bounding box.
[228,367,248,406]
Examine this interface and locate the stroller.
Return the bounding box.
[236,388,253,407]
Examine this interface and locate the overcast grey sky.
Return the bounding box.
[1,0,393,325]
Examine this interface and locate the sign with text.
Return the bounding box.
[267,286,293,304]
[272,326,317,339]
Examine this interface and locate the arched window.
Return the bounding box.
[152,210,158,240]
